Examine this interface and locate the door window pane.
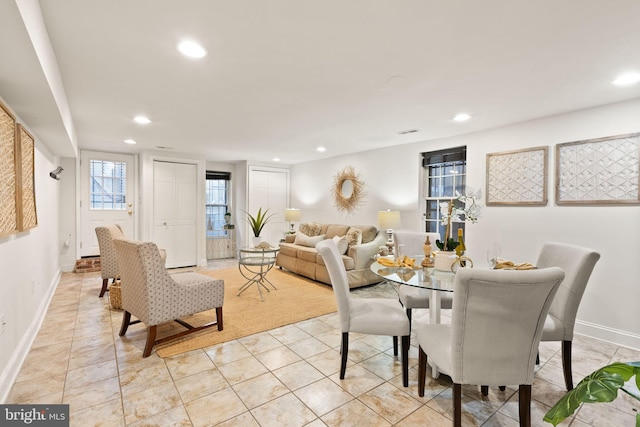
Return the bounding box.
[90,160,127,210]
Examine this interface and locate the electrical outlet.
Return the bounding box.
[0,314,5,335]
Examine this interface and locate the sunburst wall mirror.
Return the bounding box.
[331,165,365,213]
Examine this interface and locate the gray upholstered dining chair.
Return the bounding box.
[393,231,452,331]
[95,224,126,297]
[536,242,600,390]
[113,238,224,357]
[317,239,411,387]
[416,267,565,427]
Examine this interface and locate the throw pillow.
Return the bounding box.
[298,222,323,237]
[294,232,326,248]
[346,228,363,247]
[351,225,378,243]
[332,235,349,254]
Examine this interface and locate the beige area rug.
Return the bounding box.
[155,267,337,358]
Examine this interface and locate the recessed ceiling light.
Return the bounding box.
[273,157,280,162]
[134,115,151,124]
[178,40,207,58]
[453,113,471,122]
[124,139,137,145]
[316,146,326,152]
[612,72,640,86]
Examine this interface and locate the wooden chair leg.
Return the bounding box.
[519,384,532,427]
[392,335,398,356]
[481,385,488,396]
[216,307,223,331]
[401,335,409,387]
[99,278,109,297]
[119,310,132,336]
[453,383,462,427]
[142,325,157,358]
[340,332,349,379]
[499,386,506,391]
[562,340,574,391]
[418,346,427,397]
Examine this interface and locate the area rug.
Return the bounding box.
[155,267,337,358]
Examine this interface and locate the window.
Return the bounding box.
[90,160,127,210]
[206,171,231,238]
[423,147,467,239]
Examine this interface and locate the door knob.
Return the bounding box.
[128,210,133,215]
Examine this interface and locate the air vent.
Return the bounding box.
[397,129,419,135]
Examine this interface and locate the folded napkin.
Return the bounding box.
[494,258,537,270]
[377,256,416,268]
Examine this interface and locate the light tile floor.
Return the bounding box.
[6,260,640,426]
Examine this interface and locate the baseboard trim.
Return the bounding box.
[575,320,640,351]
[0,269,61,403]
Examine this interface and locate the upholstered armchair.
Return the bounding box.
[95,225,126,297]
[317,239,411,387]
[95,225,167,297]
[416,267,564,427]
[113,238,224,357]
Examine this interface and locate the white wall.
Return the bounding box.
[0,132,62,401]
[290,98,640,350]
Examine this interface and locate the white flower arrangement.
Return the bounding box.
[440,187,482,225]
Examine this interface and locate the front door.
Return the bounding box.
[80,151,136,257]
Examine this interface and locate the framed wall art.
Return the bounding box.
[556,132,640,205]
[486,146,548,206]
[0,101,18,237]
[16,123,37,230]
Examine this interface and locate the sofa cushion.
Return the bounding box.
[278,242,299,257]
[316,252,355,271]
[299,222,323,237]
[346,227,363,246]
[351,225,378,243]
[325,224,350,239]
[332,235,349,254]
[297,246,319,263]
[294,232,325,247]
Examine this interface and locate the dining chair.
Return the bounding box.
[393,231,453,335]
[536,242,600,390]
[416,267,565,427]
[317,239,411,387]
[114,238,224,357]
[95,224,126,297]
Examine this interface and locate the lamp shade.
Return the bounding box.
[378,210,401,230]
[284,208,301,222]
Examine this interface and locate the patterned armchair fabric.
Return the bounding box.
[95,225,126,297]
[113,238,224,357]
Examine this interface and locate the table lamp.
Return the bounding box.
[284,208,301,233]
[377,210,401,254]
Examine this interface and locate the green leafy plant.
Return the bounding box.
[544,361,640,426]
[245,207,276,237]
[436,237,459,252]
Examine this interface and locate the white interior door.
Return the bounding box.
[153,161,198,268]
[80,151,136,257]
[247,166,289,246]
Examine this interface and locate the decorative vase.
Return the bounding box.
[251,236,261,248]
[434,251,458,272]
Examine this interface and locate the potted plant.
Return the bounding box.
[246,207,276,244]
[544,361,640,426]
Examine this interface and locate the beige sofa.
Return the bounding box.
[276,223,387,288]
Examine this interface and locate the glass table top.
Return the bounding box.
[370,257,455,292]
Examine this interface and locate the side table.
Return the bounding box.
[237,247,279,301]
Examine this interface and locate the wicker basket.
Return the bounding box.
[109,280,122,310]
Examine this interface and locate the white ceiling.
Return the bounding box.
[2,0,640,164]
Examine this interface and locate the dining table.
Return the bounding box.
[370,256,456,377]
